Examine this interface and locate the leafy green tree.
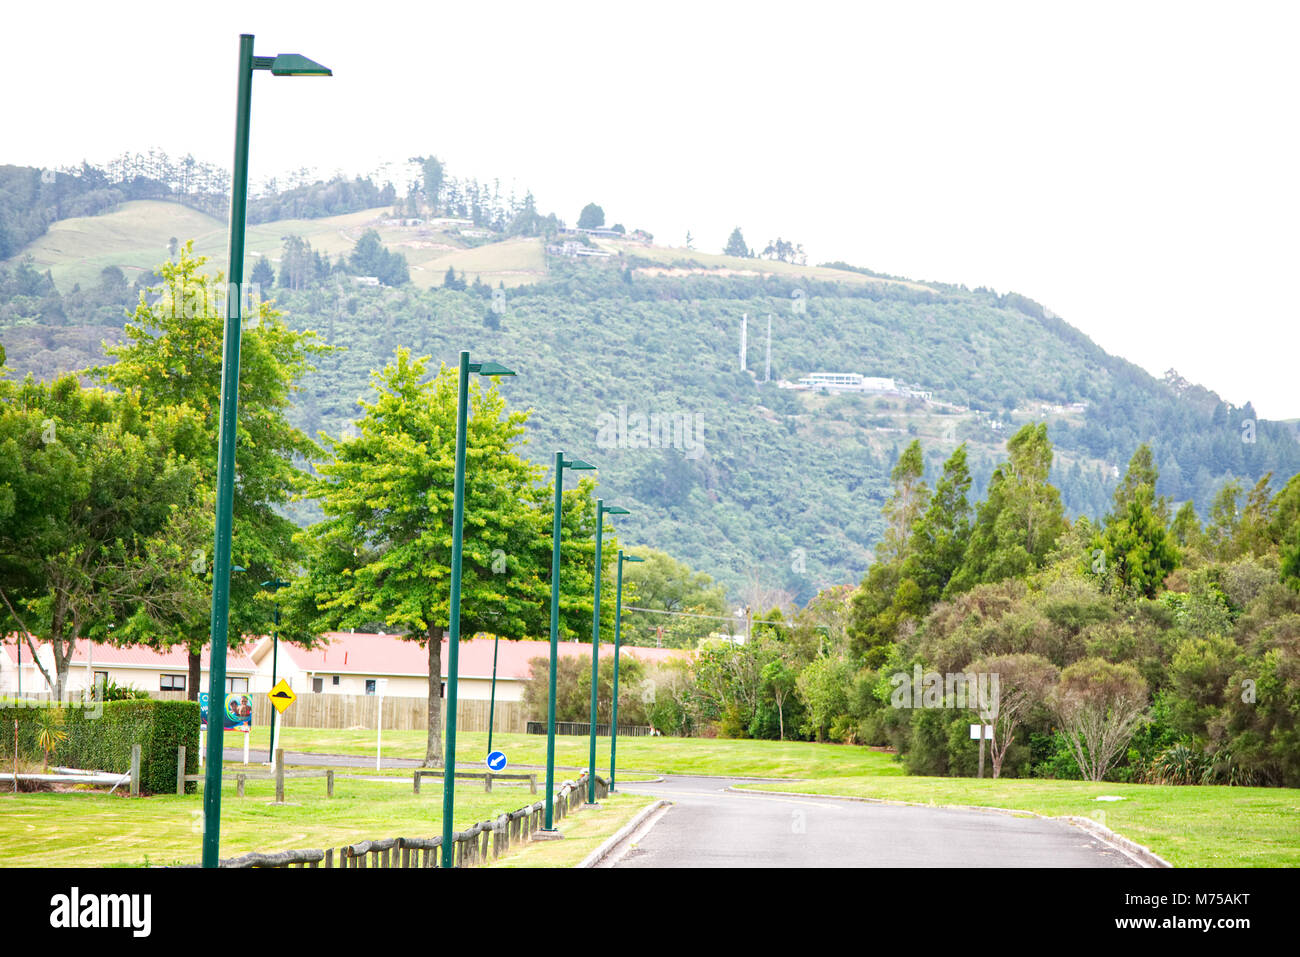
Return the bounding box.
[1095,447,1179,598]
[249,256,275,289]
[577,203,605,229]
[618,546,728,648]
[724,227,751,258]
[902,443,972,605]
[93,242,326,696]
[1051,658,1148,781]
[0,375,208,697]
[879,440,928,565]
[284,349,599,765]
[948,423,1065,593]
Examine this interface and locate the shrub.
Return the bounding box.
[0,699,199,795]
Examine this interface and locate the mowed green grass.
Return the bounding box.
[0,761,587,868]
[741,777,1300,868]
[260,726,905,779]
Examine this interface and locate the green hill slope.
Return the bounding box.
[4,200,1298,602]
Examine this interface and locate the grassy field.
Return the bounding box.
[14,198,962,297]
[0,760,601,867]
[12,200,548,294]
[741,777,1300,868]
[261,726,905,779]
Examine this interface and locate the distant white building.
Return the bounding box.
[790,373,897,393]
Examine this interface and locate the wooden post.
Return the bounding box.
[484,772,492,792]
[176,745,186,796]
[129,744,141,797]
[237,773,245,798]
[274,748,285,803]
[326,769,334,798]
[413,769,421,794]
[529,773,537,794]
[325,848,333,868]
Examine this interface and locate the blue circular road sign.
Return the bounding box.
[486,750,508,772]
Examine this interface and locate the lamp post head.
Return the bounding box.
[622,555,646,564]
[267,53,332,76]
[563,458,596,471]
[604,505,631,516]
[468,360,515,376]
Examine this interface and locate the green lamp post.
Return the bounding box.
[202,33,331,870]
[609,549,644,792]
[261,577,289,764]
[441,351,515,869]
[540,452,595,835]
[587,500,629,804]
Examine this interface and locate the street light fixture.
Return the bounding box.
[609,550,644,793]
[540,452,596,836]
[587,500,629,804]
[441,351,516,869]
[202,33,331,869]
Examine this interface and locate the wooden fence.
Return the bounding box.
[153,690,525,734]
[214,773,608,868]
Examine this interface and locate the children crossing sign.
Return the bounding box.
[268,679,297,714]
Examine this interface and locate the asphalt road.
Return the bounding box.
[607,776,1137,868]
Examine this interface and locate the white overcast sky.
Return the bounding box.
[5,1,1298,417]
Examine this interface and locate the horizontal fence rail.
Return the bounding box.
[525,720,655,737]
[213,773,608,868]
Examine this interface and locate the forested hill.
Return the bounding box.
[3,185,1299,602]
[258,261,1300,601]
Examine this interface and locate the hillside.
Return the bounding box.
[4,197,1299,602]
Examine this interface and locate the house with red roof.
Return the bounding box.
[2,632,688,702]
[245,632,688,701]
[0,637,258,698]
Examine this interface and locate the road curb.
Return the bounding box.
[728,787,1172,868]
[575,799,671,869]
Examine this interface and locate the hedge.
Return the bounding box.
[1,698,199,795]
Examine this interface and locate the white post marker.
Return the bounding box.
[375,678,389,771]
[199,728,205,768]
[243,728,250,765]
[970,722,993,778]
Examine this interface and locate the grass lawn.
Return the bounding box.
[489,793,659,869]
[740,776,1300,867]
[0,760,594,868]
[265,727,905,779]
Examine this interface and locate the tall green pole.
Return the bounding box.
[543,451,564,831]
[440,351,471,868]
[202,33,255,869]
[487,635,499,756]
[610,550,624,792]
[586,501,605,803]
[268,603,279,758]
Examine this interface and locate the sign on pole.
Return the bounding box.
[268,679,296,714]
[969,724,993,740]
[487,750,508,772]
[375,678,389,771]
[201,691,253,733]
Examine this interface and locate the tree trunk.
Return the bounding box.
[188,649,201,701]
[423,630,443,767]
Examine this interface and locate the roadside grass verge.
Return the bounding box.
[489,793,659,868]
[0,761,589,868]
[739,776,1300,867]
[260,727,904,779]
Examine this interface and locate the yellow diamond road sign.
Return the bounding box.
[268,679,296,714]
